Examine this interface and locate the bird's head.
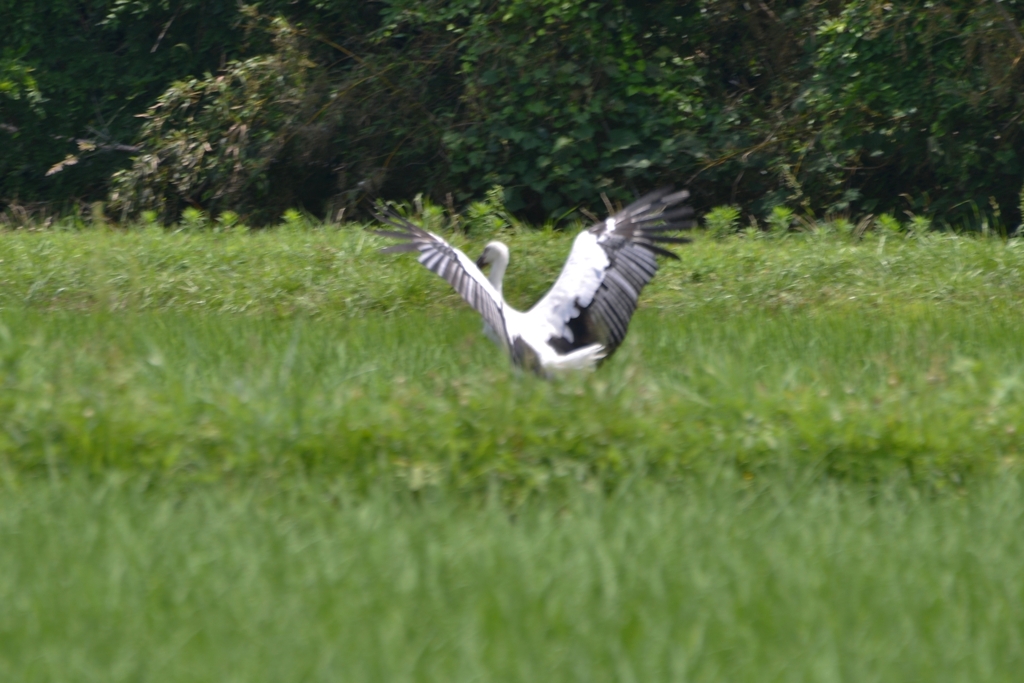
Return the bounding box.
[475,241,510,270]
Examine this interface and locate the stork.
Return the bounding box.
[375,188,695,377]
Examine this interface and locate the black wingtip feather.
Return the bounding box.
[371,209,423,233]
[646,244,682,260]
[660,189,690,205]
[379,243,421,254]
[374,229,415,240]
[653,206,696,221]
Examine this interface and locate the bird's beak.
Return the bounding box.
[475,253,488,268]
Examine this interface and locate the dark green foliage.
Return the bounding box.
[0,58,42,109]
[389,1,710,216]
[0,0,381,210]
[798,1,1024,221]
[107,6,458,223]
[3,1,1024,226]
[0,0,244,203]
[107,12,323,222]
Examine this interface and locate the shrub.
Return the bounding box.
[704,205,741,237]
[108,12,323,224]
[767,206,795,235]
[876,214,903,234]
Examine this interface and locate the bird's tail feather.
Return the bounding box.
[545,343,607,373]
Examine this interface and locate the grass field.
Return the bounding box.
[2,476,1023,682]
[1,307,1022,491]
[2,223,1024,680]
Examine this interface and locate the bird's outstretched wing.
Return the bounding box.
[529,188,694,358]
[374,209,511,350]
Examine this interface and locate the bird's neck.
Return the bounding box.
[488,254,508,295]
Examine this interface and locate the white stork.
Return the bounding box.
[375,188,694,376]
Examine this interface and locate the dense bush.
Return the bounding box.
[109,5,457,223]
[108,12,324,222]
[4,1,1024,226]
[0,0,380,212]
[393,1,712,215]
[797,1,1024,223]
[1,0,242,204]
[103,0,832,221]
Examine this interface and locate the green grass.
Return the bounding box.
[0,226,1021,489]
[1,306,1022,491]
[2,224,1024,680]
[1,225,1023,318]
[2,475,1023,682]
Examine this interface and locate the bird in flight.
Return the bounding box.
[375,188,694,377]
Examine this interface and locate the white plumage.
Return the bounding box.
[375,188,694,376]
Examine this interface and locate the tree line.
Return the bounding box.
[2,1,1023,227]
